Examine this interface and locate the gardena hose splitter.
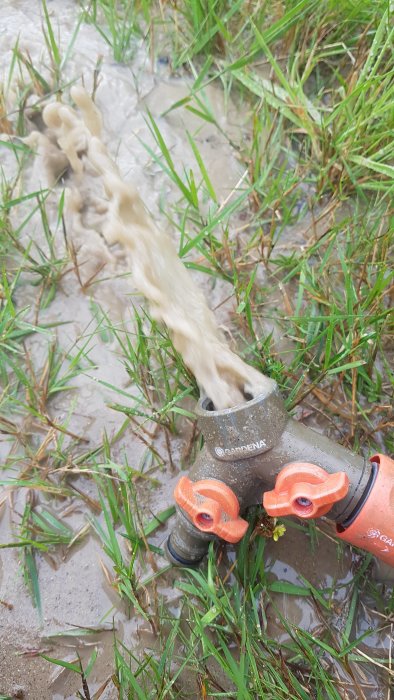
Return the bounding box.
[166,377,394,567]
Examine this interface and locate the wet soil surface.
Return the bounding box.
[0,2,392,699]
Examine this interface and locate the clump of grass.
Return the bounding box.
[167,0,322,68]
[82,0,148,62]
[107,516,393,698]
[41,0,84,89]
[247,197,393,452]
[1,0,83,139]
[228,6,394,197]
[170,0,251,63]
[0,269,46,383]
[91,471,174,634]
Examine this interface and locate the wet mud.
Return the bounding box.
[0,2,392,699]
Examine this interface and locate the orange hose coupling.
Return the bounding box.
[174,477,249,543]
[336,454,394,566]
[263,463,349,519]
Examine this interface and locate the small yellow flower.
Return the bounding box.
[272,523,286,542]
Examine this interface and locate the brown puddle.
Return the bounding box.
[0,1,392,699]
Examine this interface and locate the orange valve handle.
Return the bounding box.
[263,463,349,519]
[337,454,394,567]
[174,477,249,543]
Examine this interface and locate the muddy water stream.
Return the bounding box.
[38,85,268,409]
[0,2,392,699]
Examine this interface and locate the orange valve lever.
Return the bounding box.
[174,477,249,543]
[263,463,349,519]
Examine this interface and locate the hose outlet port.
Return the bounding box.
[196,512,214,529]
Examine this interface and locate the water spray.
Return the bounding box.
[166,377,394,567]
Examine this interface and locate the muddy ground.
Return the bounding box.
[0,2,392,699]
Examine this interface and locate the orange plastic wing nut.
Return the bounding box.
[263,462,349,519]
[174,476,249,543]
